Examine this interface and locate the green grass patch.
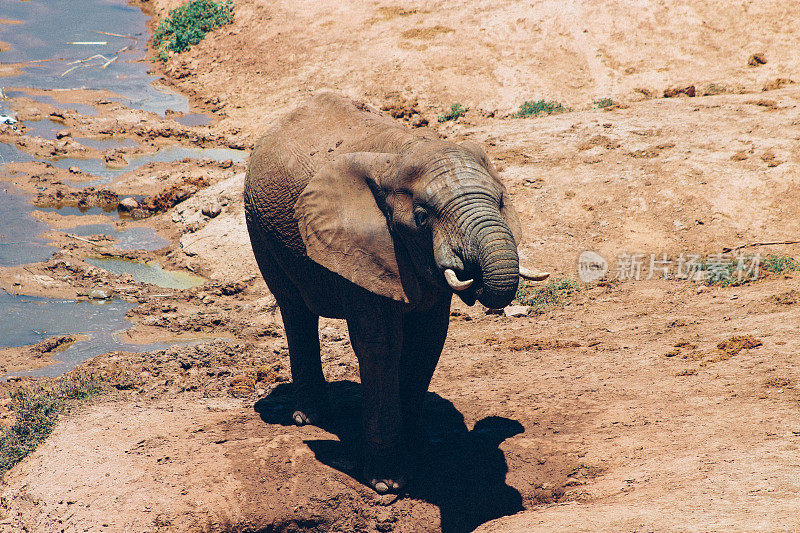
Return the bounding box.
[515,277,582,312]
[700,253,799,287]
[595,97,614,108]
[762,254,800,274]
[700,255,756,287]
[514,99,568,118]
[153,0,235,61]
[0,373,103,476]
[438,103,468,123]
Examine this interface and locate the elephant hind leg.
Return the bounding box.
[246,213,328,425]
[282,301,328,426]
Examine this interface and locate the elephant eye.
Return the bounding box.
[413,207,429,228]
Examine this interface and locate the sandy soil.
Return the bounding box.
[2,0,800,531]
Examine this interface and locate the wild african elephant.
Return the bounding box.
[243,93,547,493]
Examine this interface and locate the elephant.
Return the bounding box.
[243,93,548,494]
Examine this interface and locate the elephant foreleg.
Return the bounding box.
[346,297,406,494]
[399,297,451,458]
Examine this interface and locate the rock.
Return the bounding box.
[119,197,139,212]
[88,287,113,300]
[663,85,696,98]
[748,53,767,66]
[504,305,531,318]
[56,130,71,139]
[411,115,429,128]
[68,166,80,174]
[202,202,222,218]
[762,78,794,91]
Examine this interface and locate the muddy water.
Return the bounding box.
[0,183,56,266]
[0,0,187,116]
[1,290,134,348]
[0,0,220,375]
[20,118,61,140]
[58,145,247,185]
[0,289,179,378]
[84,257,205,289]
[176,113,213,127]
[63,224,169,251]
[0,140,34,166]
[20,116,139,148]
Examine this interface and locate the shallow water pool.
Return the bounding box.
[0,289,183,379]
[0,183,55,267]
[84,257,205,289]
[63,223,169,251]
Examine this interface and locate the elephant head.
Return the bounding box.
[294,139,548,309]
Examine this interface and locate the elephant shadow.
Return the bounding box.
[254,381,524,533]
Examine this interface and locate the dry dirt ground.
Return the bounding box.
[2,1,800,531]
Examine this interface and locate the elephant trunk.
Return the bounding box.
[472,213,519,309]
[448,199,520,309]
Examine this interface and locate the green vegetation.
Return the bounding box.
[514,99,568,118]
[762,254,800,274]
[516,277,582,312]
[0,374,103,475]
[701,253,800,287]
[700,255,755,287]
[595,97,615,108]
[153,0,235,61]
[438,103,468,122]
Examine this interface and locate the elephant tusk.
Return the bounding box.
[444,269,474,291]
[519,266,550,281]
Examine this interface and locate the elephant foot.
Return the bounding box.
[292,408,323,426]
[369,476,407,494]
[364,448,410,494]
[292,386,329,426]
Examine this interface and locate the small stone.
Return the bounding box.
[202,202,222,218]
[119,197,139,212]
[56,130,71,139]
[748,53,767,67]
[68,166,80,174]
[504,305,530,318]
[88,287,113,300]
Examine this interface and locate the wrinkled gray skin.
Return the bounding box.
[244,93,532,494]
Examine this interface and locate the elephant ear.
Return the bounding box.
[294,153,409,302]
[461,140,525,244]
